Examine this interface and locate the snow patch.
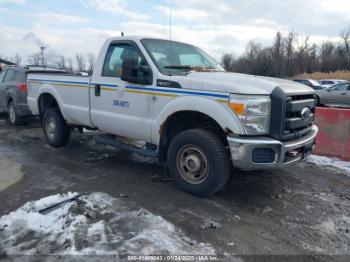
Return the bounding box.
[306,155,350,175]
[0,192,215,256]
[317,221,336,234]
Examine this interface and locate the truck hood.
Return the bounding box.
[172,72,314,95]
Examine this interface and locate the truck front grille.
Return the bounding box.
[270,88,316,141]
[283,95,315,141]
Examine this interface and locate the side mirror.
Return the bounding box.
[121,57,152,85]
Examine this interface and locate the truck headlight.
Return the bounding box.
[229,95,271,135]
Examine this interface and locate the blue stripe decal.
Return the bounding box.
[29,78,89,86]
[29,79,118,89]
[126,85,230,99]
[91,83,118,88]
[28,79,229,99]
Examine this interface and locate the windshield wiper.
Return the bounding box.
[163,65,219,72]
[163,65,194,70]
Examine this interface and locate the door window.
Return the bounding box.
[331,83,348,91]
[0,70,6,83]
[4,69,14,82]
[102,44,145,78]
[13,71,26,82]
[320,81,334,85]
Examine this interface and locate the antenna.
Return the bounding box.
[119,2,125,37]
[169,0,173,66]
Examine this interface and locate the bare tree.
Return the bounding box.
[75,53,86,72]
[221,28,350,78]
[221,53,235,71]
[11,54,22,65]
[27,52,42,66]
[272,32,284,77]
[296,36,310,75]
[320,42,336,72]
[55,55,66,70]
[67,57,73,73]
[285,30,296,76]
[340,29,350,70]
[87,53,96,74]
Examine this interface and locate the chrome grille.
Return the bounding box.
[270,88,316,141]
[283,95,316,141]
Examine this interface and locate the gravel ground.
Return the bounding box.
[0,114,349,261]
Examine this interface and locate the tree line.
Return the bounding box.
[221,28,350,78]
[0,52,96,75]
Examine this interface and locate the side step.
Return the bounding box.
[95,134,159,158]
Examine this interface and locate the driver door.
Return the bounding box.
[90,41,154,142]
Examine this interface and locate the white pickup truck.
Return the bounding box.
[27,36,318,196]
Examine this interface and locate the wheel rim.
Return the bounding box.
[46,117,57,140]
[8,104,16,124]
[176,145,209,185]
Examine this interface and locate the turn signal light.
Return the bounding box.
[229,103,245,115]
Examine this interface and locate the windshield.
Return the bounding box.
[309,79,320,86]
[141,38,224,76]
[320,80,334,85]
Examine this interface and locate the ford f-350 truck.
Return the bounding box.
[27,36,318,196]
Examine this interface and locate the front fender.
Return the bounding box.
[152,96,245,144]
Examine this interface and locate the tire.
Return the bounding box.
[316,96,322,106]
[167,129,231,197]
[43,108,71,148]
[8,101,23,126]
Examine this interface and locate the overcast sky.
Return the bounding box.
[0,0,349,63]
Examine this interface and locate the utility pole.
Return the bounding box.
[40,46,46,67]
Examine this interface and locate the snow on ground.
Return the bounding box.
[306,155,350,175]
[0,192,215,256]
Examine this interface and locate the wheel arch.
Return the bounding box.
[36,84,66,117]
[7,95,14,106]
[154,96,243,162]
[154,95,243,140]
[37,91,64,123]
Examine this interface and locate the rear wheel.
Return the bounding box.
[43,108,71,148]
[167,129,231,197]
[8,101,23,126]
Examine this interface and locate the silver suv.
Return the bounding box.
[0,66,31,125]
[0,66,67,125]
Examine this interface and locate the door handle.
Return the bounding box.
[95,84,101,97]
[341,93,346,95]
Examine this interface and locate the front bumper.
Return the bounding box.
[227,125,319,170]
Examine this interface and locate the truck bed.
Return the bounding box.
[27,74,93,127]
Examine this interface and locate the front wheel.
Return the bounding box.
[43,108,71,148]
[316,96,322,106]
[167,129,231,197]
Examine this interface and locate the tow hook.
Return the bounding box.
[286,150,300,158]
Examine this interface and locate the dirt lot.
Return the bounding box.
[0,114,349,261]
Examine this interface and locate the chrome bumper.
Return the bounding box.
[227,125,319,170]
